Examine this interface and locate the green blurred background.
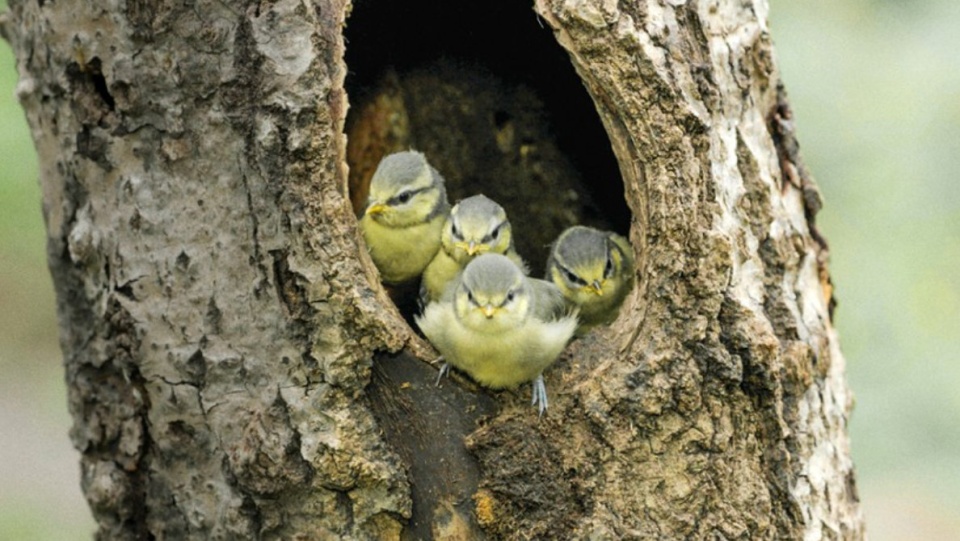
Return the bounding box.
[1,0,958,538]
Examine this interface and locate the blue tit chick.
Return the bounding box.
[420,194,528,305]
[546,225,635,335]
[416,254,576,415]
[359,151,451,284]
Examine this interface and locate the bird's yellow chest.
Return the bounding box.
[444,324,537,388]
[421,249,462,303]
[361,213,445,284]
[573,283,620,315]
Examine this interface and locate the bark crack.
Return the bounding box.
[240,167,271,294]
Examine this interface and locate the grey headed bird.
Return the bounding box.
[546,226,635,335]
[359,151,451,284]
[416,253,576,415]
[420,194,528,305]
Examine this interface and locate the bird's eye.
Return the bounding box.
[452,222,463,239]
[491,224,501,240]
[505,291,515,303]
[396,191,413,204]
[605,256,614,277]
[467,290,476,304]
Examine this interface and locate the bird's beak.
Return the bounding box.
[481,305,497,319]
[455,241,485,256]
[366,203,387,216]
[589,280,604,296]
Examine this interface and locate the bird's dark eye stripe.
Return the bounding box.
[388,187,428,206]
[558,264,586,286]
[483,222,506,243]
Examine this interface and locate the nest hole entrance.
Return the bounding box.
[345,0,629,279]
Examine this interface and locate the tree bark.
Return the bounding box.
[2,0,864,539]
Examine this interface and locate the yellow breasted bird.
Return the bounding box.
[420,194,527,304]
[417,254,575,415]
[545,226,635,335]
[359,151,451,284]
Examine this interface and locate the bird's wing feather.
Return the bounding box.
[415,302,455,355]
[529,278,570,321]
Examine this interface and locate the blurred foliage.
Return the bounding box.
[1,0,958,538]
[772,0,960,536]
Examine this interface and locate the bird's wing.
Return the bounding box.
[415,301,454,353]
[529,278,571,321]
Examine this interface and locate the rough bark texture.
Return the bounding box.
[2,1,415,538]
[2,0,864,539]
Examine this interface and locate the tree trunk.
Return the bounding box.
[1,0,864,539]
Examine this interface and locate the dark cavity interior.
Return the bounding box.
[344,0,629,273]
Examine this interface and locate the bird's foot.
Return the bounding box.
[531,375,549,416]
[435,359,449,387]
